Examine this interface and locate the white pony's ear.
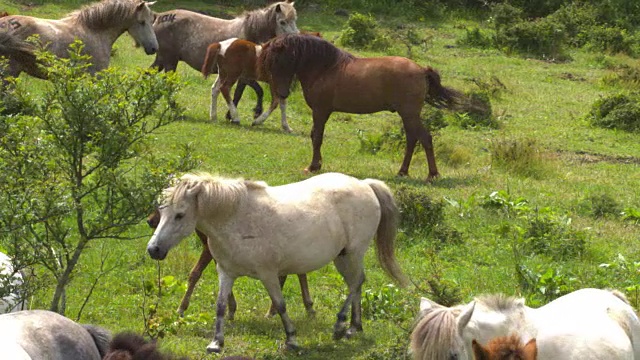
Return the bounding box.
[145,1,156,6]
[186,182,203,199]
[457,301,475,335]
[420,297,443,311]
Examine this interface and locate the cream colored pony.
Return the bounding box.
[410,288,640,360]
[147,172,407,353]
[0,0,157,78]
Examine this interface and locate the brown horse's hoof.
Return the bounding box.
[397,170,409,177]
[426,172,440,182]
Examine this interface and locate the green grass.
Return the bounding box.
[4,1,640,359]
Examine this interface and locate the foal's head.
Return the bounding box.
[472,335,537,360]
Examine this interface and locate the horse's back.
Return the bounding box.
[153,9,242,71]
[0,310,104,360]
[534,288,640,359]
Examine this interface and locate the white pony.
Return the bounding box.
[410,288,640,360]
[147,172,407,353]
[0,251,27,313]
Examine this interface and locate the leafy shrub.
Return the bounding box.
[338,12,390,51]
[584,192,621,218]
[494,16,568,60]
[457,27,493,48]
[490,3,523,33]
[584,25,634,55]
[515,263,576,307]
[586,93,640,132]
[547,3,598,47]
[598,254,640,308]
[523,209,587,260]
[489,137,548,178]
[362,284,411,321]
[622,207,640,224]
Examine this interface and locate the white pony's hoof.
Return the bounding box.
[206,340,222,353]
[282,126,293,133]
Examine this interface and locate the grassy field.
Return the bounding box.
[3,0,640,359]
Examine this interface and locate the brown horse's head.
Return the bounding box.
[472,336,537,360]
[0,11,9,18]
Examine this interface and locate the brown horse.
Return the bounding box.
[103,332,188,360]
[0,0,157,79]
[472,335,538,360]
[146,209,314,318]
[149,1,299,120]
[258,34,464,181]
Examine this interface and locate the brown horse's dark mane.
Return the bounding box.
[259,33,354,83]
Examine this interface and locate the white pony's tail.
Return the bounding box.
[0,32,41,76]
[363,179,408,287]
[201,42,221,78]
[608,289,640,360]
[82,324,111,358]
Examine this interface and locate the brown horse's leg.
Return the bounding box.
[297,274,315,316]
[305,110,330,173]
[220,77,240,124]
[400,113,439,180]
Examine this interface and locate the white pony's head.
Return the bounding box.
[146,178,202,260]
[272,1,298,35]
[410,297,475,360]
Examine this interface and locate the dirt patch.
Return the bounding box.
[558,150,640,164]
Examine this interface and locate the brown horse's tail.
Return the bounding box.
[423,66,465,110]
[0,32,40,76]
[201,42,221,78]
[363,178,408,287]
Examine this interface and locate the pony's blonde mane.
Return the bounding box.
[164,173,266,217]
[67,0,141,29]
[410,305,464,360]
[242,2,297,43]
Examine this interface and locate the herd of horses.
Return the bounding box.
[1,0,639,359]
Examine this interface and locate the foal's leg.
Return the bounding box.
[206,269,236,353]
[228,79,264,120]
[252,88,279,127]
[305,110,331,173]
[220,79,240,124]
[261,275,299,350]
[209,76,223,122]
[332,254,366,340]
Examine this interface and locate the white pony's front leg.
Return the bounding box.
[279,98,292,133]
[209,76,222,122]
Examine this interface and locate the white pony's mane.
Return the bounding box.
[475,293,524,311]
[410,305,465,360]
[163,172,267,217]
[66,0,142,30]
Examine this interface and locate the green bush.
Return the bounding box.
[585,193,621,218]
[583,25,634,55]
[523,210,587,260]
[494,16,568,60]
[586,93,640,132]
[338,12,390,51]
[457,27,493,48]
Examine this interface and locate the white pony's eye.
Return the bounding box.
[139,20,145,25]
[175,213,184,220]
[279,20,286,26]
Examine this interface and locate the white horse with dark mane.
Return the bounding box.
[147,172,407,353]
[410,288,640,360]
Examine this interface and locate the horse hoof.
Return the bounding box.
[285,340,301,351]
[230,119,241,125]
[345,326,362,339]
[206,341,223,353]
[306,309,316,318]
[333,322,348,340]
[283,127,293,133]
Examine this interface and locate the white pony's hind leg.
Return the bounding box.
[279,98,292,133]
[260,274,300,350]
[206,269,235,353]
[333,254,366,339]
[209,76,222,122]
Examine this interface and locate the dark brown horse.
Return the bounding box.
[103,332,188,360]
[258,34,464,181]
[146,209,314,318]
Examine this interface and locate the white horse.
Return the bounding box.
[147,172,407,353]
[410,288,640,360]
[0,251,27,313]
[0,309,111,359]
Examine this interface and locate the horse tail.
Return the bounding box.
[0,32,40,75]
[363,179,408,287]
[201,42,221,78]
[82,324,111,358]
[423,66,464,110]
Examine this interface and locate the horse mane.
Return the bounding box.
[475,293,525,312]
[410,305,465,360]
[258,33,354,83]
[242,2,296,43]
[165,173,258,217]
[67,0,140,30]
[103,332,188,360]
